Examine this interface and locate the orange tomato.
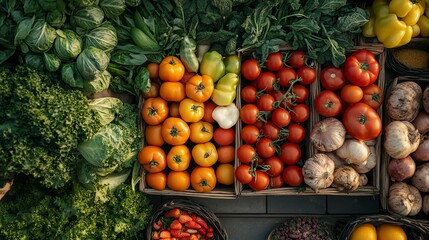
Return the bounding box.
[340,84,364,104]
[192,142,218,167]
[167,145,191,171]
[147,62,159,79]
[145,124,164,146]
[143,81,159,99]
[161,117,190,145]
[185,74,214,102]
[216,163,234,185]
[189,121,213,143]
[191,166,217,192]
[179,98,204,123]
[169,102,180,117]
[138,146,167,173]
[159,82,186,102]
[350,223,377,240]
[202,100,217,123]
[159,56,185,82]
[141,97,169,125]
[167,171,190,191]
[145,172,166,191]
[217,145,235,163]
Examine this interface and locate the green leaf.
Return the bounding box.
[211,0,233,15]
[134,67,150,93]
[0,47,15,64]
[197,30,236,45]
[14,16,36,46]
[336,8,369,33]
[289,18,320,34]
[303,0,319,12]
[131,159,141,192]
[318,0,346,14]
[110,49,148,66]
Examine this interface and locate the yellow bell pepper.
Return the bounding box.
[418,15,429,37]
[411,24,421,37]
[363,8,376,37]
[389,0,425,26]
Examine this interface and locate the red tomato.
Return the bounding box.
[271,90,292,109]
[257,94,275,111]
[297,66,316,85]
[180,71,197,85]
[292,85,309,103]
[248,170,270,191]
[270,175,285,188]
[344,49,380,87]
[320,65,346,90]
[287,124,305,143]
[314,90,343,117]
[283,166,304,187]
[241,125,260,144]
[242,59,261,81]
[265,52,284,71]
[257,72,277,91]
[360,84,384,109]
[279,142,301,165]
[240,104,260,125]
[254,120,265,129]
[235,164,254,184]
[264,156,284,177]
[342,102,382,140]
[288,50,305,69]
[340,84,364,104]
[261,121,280,140]
[203,100,216,123]
[256,137,276,158]
[277,67,296,87]
[241,85,258,103]
[290,103,310,123]
[271,108,291,128]
[213,128,235,146]
[237,144,257,164]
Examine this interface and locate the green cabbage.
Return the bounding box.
[88,97,123,125]
[76,46,110,81]
[85,23,118,52]
[99,0,126,19]
[82,70,111,93]
[43,52,61,71]
[22,52,45,70]
[125,0,141,7]
[61,63,85,88]
[73,0,100,7]
[24,19,57,53]
[54,29,83,61]
[47,9,67,28]
[73,6,105,30]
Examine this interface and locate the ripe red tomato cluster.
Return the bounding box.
[314,49,383,141]
[236,50,316,191]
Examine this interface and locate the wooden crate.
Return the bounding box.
[307,46,386,195]
[138,79,240,199]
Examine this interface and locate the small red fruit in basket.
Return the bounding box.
[242,58,261,81]
[271,108,291,128]
[248,170,270,191]
[340,84,364,104]
[320,65,346,90]
[283,166,304,187]
[344,49,379,87]
[314,90,343,117]
[257,71,277,91]
[164,208,182,219]
[288,50,306,69]
[277,67,296,87]
[265,52,284,71]
[241,85,258,103]
[297,65,316,85]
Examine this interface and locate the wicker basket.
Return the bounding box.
[386,38,429,77]
[237,45,319,196]
[339,214,429,240]
[307,45,386,196]
[146,199,228,240]
[381,76,429,216]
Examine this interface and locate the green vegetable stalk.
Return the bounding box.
[211,72,239,106]
[200,50,225,82]
[180,36,199,73]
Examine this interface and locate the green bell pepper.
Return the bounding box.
[223,55,241,75]
[200,51,225,82]
[211,73,239,106]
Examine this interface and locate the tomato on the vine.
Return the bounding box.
[283,166,304,187]
[240,104,262,125]
[340,84,364,104]
[279,142,301,165]
[344,49,380,87]
[277,67,297,87]
[264,156,284,177]
[361,84,384,109]
[292,85,309,103]
[235,164,254,184]
[237,144,257,164]
[288,50,305,69]
[271,108,291,128]
[242,59,261,81]
[248,170,270,191]
[342,102,382,141]
[271,90,292,109]
[257,71,277,91]
[257,94,275,111]
[256,137,276,158]
[297,66,316,85]
[320,65,346,90]
[265,52,284,71]
[290,103,310,123]
[241,85,258,103]
[270,175,285,188]
[261,121,281,140]
[314,90,343,117]
[241,124,260,144]
[287,124,305,143]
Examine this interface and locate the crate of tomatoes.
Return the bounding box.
[236,48,319,195]
[307,46,385,195]
[138,52,240,199]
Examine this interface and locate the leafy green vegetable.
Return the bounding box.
[24,19,57,53]
[73,6,105,30]
[88,97,123,126]
[82,70,111,93]
[46,9,67,28]
[43,52,61,71]
[54,29,83,61]
[76,46,110,81]
[85,22,118,52]
[99,0,126,19]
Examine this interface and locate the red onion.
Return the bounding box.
[388,156,416,182]
[412,111,429,135]
[411,138,429,161]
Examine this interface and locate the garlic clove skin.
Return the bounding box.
[310,118,346,152]
[331,166,360,192]
[302,154,335,192]
[384,121,421,159]
[388,182,422,216]
[336,139,370,165]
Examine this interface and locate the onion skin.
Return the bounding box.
[332,166,360,192]
[389,182,422,216]
[388,156,416,182]
[411,163,429,192]
[352,146,376,174]
[423,195,429,215]
[386,81,422,122]
[412,111,429,135]
[384,121,421,159]
[302,154,335,192]
[423,85,429,114]
[310,118,346,152]
[411,138,429,161]
[336,139,370,165]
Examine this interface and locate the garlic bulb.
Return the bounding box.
[310,118,346,152]
[384,121,421,159]
[326,152,345,168]
[411,163,429,193]
[389,182,422,216]
[352,146,376,174]
[336,139,370,165]
[332,166,360,192]
[302,154,335,192]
